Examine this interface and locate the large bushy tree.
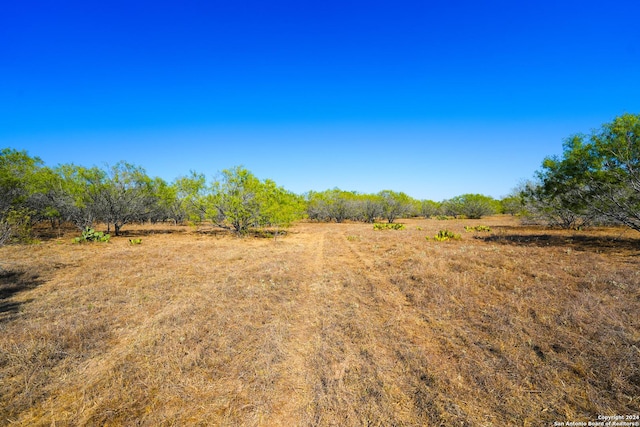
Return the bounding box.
[305,189,361,223]
[86,162,155,236]
[208,166,304,234]
[0,149,48,242]
[529,113,640,231]
[358,194,384,223]
[378,190,414,223]
[208,166,264,233]
[0,149,43,213]
[441,194,498,219]
[420,199,441,218]
[43,164,102,230]
[172,171,208,224]
[259,179,306,232]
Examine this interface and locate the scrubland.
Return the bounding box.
[0,216,638,426]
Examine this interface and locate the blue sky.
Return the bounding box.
[1,1,639,201]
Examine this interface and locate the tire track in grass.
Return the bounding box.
[298,229,435,425]
[269,224,329,424]
[336,228,476,425]
[274,224,413,425]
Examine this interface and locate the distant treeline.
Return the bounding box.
[0,149,519,243]
[1,113,638,243]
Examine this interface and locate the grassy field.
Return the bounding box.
[1,216,639,426]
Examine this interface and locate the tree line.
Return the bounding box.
[2,113,637,243]
[0,158,305,242]
[305,190,508,223]
[0,151,513,243]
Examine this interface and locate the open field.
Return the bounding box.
[1,216,639,426]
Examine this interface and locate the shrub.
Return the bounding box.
[129,238,142,245]
[4,208,36,244]
[428,230,461,241]
[464,225,492,232]
[73,227,110,243]
[441,194,499,219]
[373,223,405,230]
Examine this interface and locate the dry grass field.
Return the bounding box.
[1,216,639,426]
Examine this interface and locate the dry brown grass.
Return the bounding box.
[0,217,638,426]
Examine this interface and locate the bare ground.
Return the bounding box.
[0,217,638,425]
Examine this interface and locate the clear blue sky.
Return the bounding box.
[1,1,639,201]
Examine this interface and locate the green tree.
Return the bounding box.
[499,194,524,216]
[0,148,43,214]
[442,194,498,219]
[259,179,305,236]
[305,190,330,222]
[357,193,383,223]
[305,189,360,223]
[147,177,179,224]
[420,199,441,218]
[0,148,46,243]
[208,166,263,233]
[173,171,208,224]
[87,162,154,236]
[48,164,104,230]
[378,190,413,223]
[208,166,304,234]
[326,189,358,223]
[531,113,640,231]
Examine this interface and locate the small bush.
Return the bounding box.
[373,223,405,230]
[73,227,110,244]
[428,230,461,241]
[129,238,142,245]
[4,209,37,244]
[464,225,492,232]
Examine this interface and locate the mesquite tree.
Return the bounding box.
[86,162,155,236]
[530,113,640,231]
[208,166,304,234]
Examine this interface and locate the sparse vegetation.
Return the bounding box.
[0,217,638,425]
[72,227,110,243]
[465,225,492,232]
[373,222,405,230]
[429,229,461,241]
[1,137,640,424]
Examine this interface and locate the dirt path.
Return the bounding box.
[266,225,328,424]
[271,223,451,425]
